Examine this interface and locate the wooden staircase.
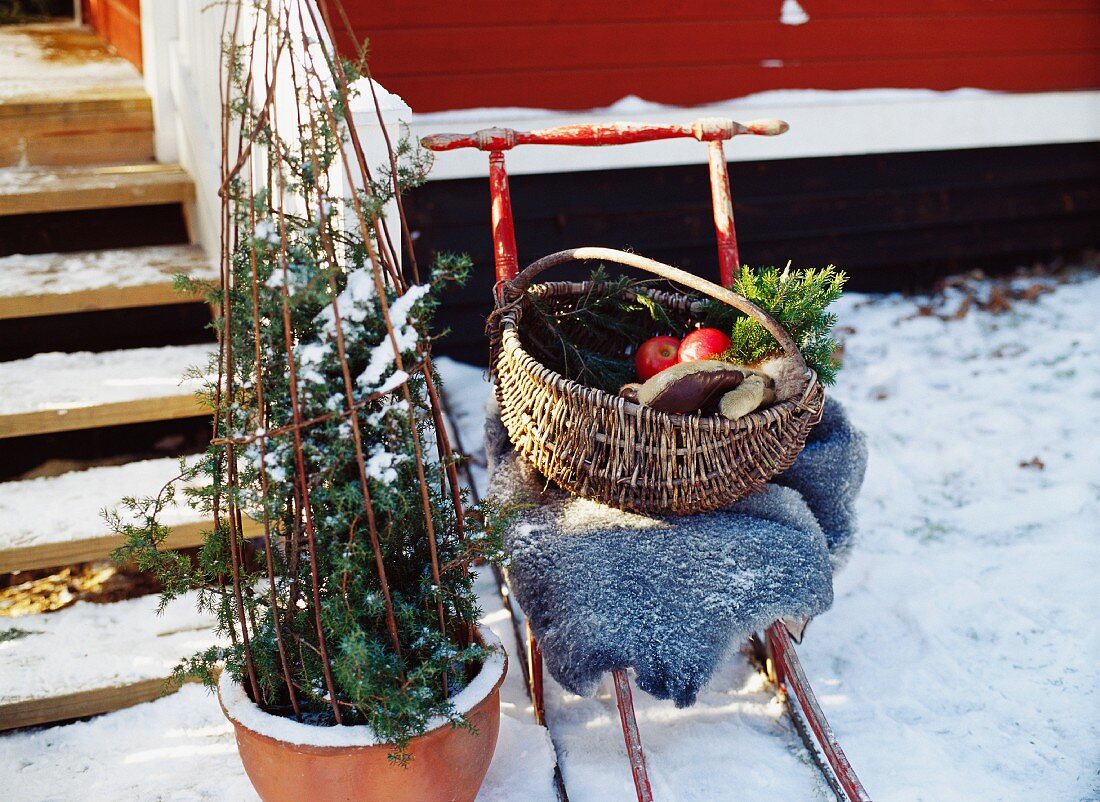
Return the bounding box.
[0,22,224,732]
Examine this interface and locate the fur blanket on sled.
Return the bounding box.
[485,396,867,707]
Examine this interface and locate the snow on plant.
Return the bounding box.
[106,0,504,763]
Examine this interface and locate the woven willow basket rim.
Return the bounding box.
[497,280,822,434]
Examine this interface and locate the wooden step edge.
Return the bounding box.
[0,89,151,119]
[0,283,207,320]
[0,129,155,170]
[0,394,208,440]
[0,165,195,217]
[0,675,200,732]
[0,517,263,575]
[1,521,206,575]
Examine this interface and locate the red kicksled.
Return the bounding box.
[423,119,870,802]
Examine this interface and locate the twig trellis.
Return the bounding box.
[113,0,493,757]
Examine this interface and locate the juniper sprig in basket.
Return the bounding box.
[488,247,825,515]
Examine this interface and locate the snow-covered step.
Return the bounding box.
[0,344,213,439]
[0,591,219,731]
[0,163,194,217]
[0,23,154,167]
[0,457,263,574]
[0,23,144,105]
[0,23,152,167]
[0,245,214,320]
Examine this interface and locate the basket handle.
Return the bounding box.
[502,247,808,370]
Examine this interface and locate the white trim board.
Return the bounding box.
[409,90,1100,181]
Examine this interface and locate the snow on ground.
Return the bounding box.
[1,573,557,802]
[2,271,1096,801]
[436,357,491,493]
[543,651,829,801]
[0,344,213,414]
[0,246,214,298]
[439,269,1100,801]
[2,681,555,802]
[799,271,1100,801]
[2,685,259,802]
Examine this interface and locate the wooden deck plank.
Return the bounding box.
[0,282,202,319]
[4,521,191,576]
[0,456,265,573]
[0,125,154,169]
[0,85,151,118]
[0,88,153,168]
[0,164,194,216]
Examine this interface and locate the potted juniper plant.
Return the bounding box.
[108,3,505,800]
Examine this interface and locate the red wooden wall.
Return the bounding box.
[344,1,1100,112]
[81,0,142,71]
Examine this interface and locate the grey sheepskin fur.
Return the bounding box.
[486,396,867,706]
[771,398,868,564]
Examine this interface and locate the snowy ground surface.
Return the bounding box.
[2,270,1097,801]
[797,271,1099,802]
[0,679,555,802]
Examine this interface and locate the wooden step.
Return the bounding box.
[0,344,213,439]
[0,245,215,320]
[0,23,152,168]
[0,592,218,730]
[0,87,154,168]
[0,457,252,574]
[0,163,195,217]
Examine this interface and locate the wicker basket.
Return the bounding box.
[488,247,825,515]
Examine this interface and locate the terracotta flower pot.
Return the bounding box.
[218,627,507,802]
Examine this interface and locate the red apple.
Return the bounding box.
[635,335,681,381]
[677,327,732,363]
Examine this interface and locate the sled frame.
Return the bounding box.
[526,624,868,802]
[766,623,872,801]
[424,120,870,802]
[420,117,789,289]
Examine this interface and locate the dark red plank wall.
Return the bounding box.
[81,0,142,71]
[343,0,1100,112]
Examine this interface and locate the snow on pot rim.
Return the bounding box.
[217,625,506,749]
